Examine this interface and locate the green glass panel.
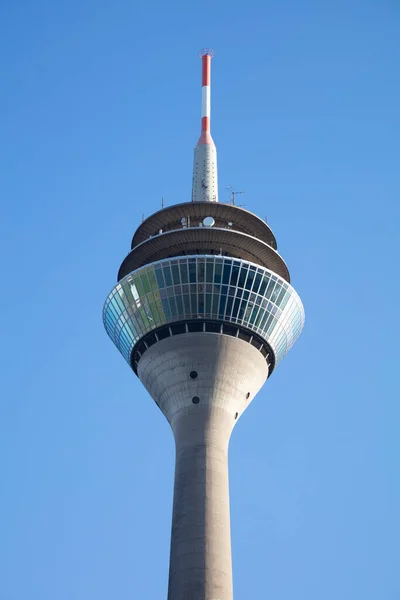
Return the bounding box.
[141,273,151,294]
[134,275,145,297]
[147,269,158,292]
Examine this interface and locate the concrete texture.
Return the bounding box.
[138,333,269,600]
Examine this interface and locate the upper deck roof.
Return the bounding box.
[131,202,277,250]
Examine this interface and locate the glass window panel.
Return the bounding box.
[222,262,232,285]
[180,262,189,284]
[271,283,281,303]
[238,265,248,288]
[219,291,227,317]
[265,279,276,298]
[147,269,158,291]
[183,295,190,315]
[245,269,255,290]
[171,264,180,285]
[249,306,259,325]
[190,293,197,313]
[205,293,212,314]
[198,295,205,313]
[225,296,234,319]
[206,261,214,282]
[162,298,171,319]
[176,295,183,317]
[228,286,236,296]
[214,261,223,283]
[155,268,165,288]
[230,264,240,286]
[232,297,241,320]
[197,260,205,283]
[189,262,197,283]
[163,265,173,287]
[259,310,270,330]
[253,272,262,294]
[140,273,151,294]
[276,287,286,306]
[212,292,219,315]
[169,296,177,318]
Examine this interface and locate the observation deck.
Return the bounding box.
[103,202,304,378]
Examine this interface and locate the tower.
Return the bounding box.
[103,49,304,600]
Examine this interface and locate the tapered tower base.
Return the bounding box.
[138,333,269,600]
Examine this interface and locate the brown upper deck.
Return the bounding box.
[131,202,277,250]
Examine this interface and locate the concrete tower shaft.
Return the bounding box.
[138,333,269,600]
[102,50,305,600]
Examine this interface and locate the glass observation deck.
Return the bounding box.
[103,256,304,372]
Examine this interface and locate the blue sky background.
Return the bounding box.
[1,1,399,598]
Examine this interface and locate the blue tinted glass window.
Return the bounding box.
[222,262,231,285]
[163,265,172,287]
[232,297,241,320]
[238,265,248,288]
[190,293,197,313]
[211,293,219,315]
[253,272,263,294]
[271,283,281,303]
[155,268,164,288]
[219,291,227,317]
[180,262,189,284]
[265,279,276,298]
[197,260,205,283]
[162,298,171,319]
[176,295,183,316]
[206,261,214,282]
[183,294,190,315]
[171,264,180,285]
[169,296,177,318]
[189,262,197,283]
[214,261,223,283]
[230,264,240,286]
[245,269,255,290]
[225,296,234,318]
[276,287,286,306]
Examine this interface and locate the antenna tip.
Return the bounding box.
[199,48,215,58]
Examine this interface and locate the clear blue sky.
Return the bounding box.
[1,1,399,598]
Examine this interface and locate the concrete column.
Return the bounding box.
[168,408,234,600]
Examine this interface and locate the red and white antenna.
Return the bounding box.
[192,48,219,202]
